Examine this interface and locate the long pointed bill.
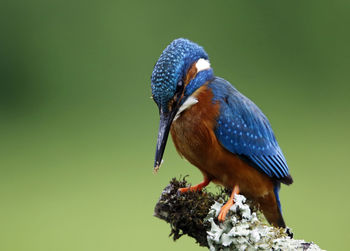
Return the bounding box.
[153,79,185,173]
[154,110,176,173]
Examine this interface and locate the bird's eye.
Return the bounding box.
[176,80,184,93]
[174,80,184,101]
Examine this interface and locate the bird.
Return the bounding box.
[151,38,293,228]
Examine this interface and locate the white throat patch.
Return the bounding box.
[173,96,198,121]
[195,58,211,73]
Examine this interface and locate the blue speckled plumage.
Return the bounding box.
[209,77,290,181]
[151,38,208,111]
[185,69,213,97]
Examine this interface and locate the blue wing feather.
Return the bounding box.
[208,77,291,181]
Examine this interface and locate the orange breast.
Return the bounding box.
[170,84,274,199]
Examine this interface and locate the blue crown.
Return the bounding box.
[151,38,209,111]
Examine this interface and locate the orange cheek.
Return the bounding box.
[184,63,198,86]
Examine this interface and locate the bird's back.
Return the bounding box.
[209,77,293,185]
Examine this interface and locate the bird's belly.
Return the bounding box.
[171,112,215,169]
[170,86,273,198]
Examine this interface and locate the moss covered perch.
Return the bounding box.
[154,178,323,251]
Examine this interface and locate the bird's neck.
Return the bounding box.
[184,69,214,97]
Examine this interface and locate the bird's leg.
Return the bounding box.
[218,184,240,222]
[178,177,211,193]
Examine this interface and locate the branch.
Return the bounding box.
[154,178,323,251]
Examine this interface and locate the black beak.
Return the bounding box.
[153,109,177,172]
[153,81,185,172]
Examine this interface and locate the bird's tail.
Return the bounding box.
[259,183,286,228]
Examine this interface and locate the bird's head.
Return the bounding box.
[151,38,213,172]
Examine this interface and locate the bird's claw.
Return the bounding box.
[178,187,191,193]
[218,184,239,222]
[218,200,234,222]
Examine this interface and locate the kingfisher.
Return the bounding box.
[151,38,293,228]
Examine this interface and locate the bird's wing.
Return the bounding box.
[208,77,291,183]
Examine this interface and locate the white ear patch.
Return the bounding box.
[195,58,211,73]
[174,96,198,121]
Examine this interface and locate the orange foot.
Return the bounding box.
[218,185,240,222]
[178,178,210,193]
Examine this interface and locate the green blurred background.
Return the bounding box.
[1,0,349,250]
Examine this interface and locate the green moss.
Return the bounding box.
[154,177,257,247]
[154,177,217,247]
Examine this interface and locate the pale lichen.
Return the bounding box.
[205,195,324,251]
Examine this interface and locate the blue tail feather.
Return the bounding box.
[274,182,282,213]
